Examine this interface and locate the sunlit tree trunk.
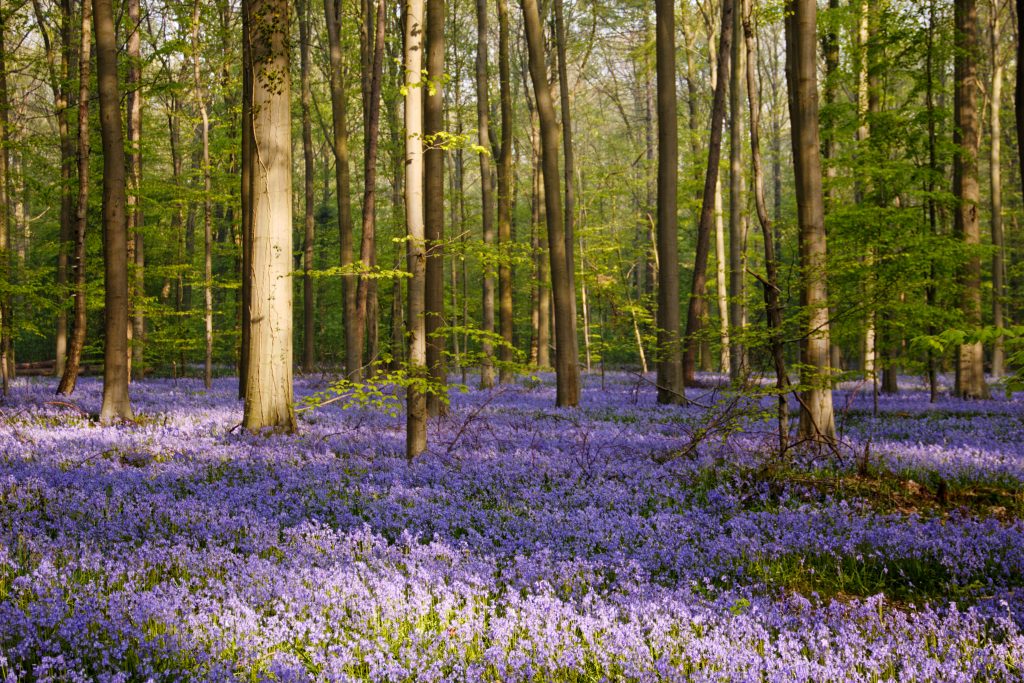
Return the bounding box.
[424,0,447,405]
[94,0,133,421]
[953,0,987,399]
[57,0,90,396]
[406,0,428,457]
[655,0,682,402]
[0,10,10,395]
[243,0,296,433]
[522,0,579,406]
[989,1,1005,378]
[786,0,835,442]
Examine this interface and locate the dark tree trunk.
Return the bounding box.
[477,0,496,389]
[94,0,133,421]
[497,0,515,382]
[299,0,316,373]
[655,0,683,402]
[521,0,579,406]
[786,0,835,442]
[683,0,733,386]
[57,0,90,396]
[325,0,357,379]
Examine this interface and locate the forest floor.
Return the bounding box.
[1,371,1023,681]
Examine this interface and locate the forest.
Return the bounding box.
[2,0,1024,678]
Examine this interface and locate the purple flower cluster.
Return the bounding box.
[0,374,1022,681]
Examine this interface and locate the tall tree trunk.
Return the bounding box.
[714,176,730,373]
[990,1,1005,378]
[683,0,733,386]
[522,0,579,406]
[655,0,682,402]
[525,82,550,368]
[192,0,214,389]
[57,0,90,396]
[355,0,386,376]
[553,0,578,338]
[925,0,940,402]
[243,0,296,432]
[497,0,514,382]
[744,0,789,449]
[325,0,357,379]
[406,0,428,458]
[953,0,987,399]
[0,9,10,395]
[857,0,876,386]
[239,7,253,399]
[477,0,496,389]
[728,0,747,380]
[423,0,448,404]
[1017,0,1024,211]
[94,0,133,421]
[299,0,316,374]
[127,0,144,379]
[786,0,836,442]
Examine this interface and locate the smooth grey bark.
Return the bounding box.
[425,0,448,406]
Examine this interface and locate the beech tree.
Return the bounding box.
[406,0,428,457]
[242,0,296,433]
[786,0,835,442]
[521,0,579,407]
[94,0,133,422]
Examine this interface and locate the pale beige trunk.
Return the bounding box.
[192,0,214,389]
[405,0,428,458]
[990,1,1005,378]
[728,0,747,379]
[127,0,144,379]
[243,0,296,433]
[714,175,730,374]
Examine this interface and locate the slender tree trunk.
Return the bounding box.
[728,0,747,380]
[58,0,90,396]
[786,0,835,442]
[127,0,143,379]
[953,0,987,399]
[325,0,357,379]
[655,0,682,402]
[0,10,10,395]
[497,0,515,382]
[191,0,214,389]
[239,8,253,399]
[714,176,730,373]
[243,0,296,432]
[526,87,550,368]
[299,0,316,374]
[522,0,579,406]
[477,0,496,389]
[406,0,428,458]
[925,0,940,402]
[857,0,876,385]
[553,0,578,334]
[1017,0,1024,210]
[683,0,733,386]
[354,0,386,381]
[94,0,133,421]
[990,1,1005,378]
[423,0,448,404]
[744,0,789,449]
